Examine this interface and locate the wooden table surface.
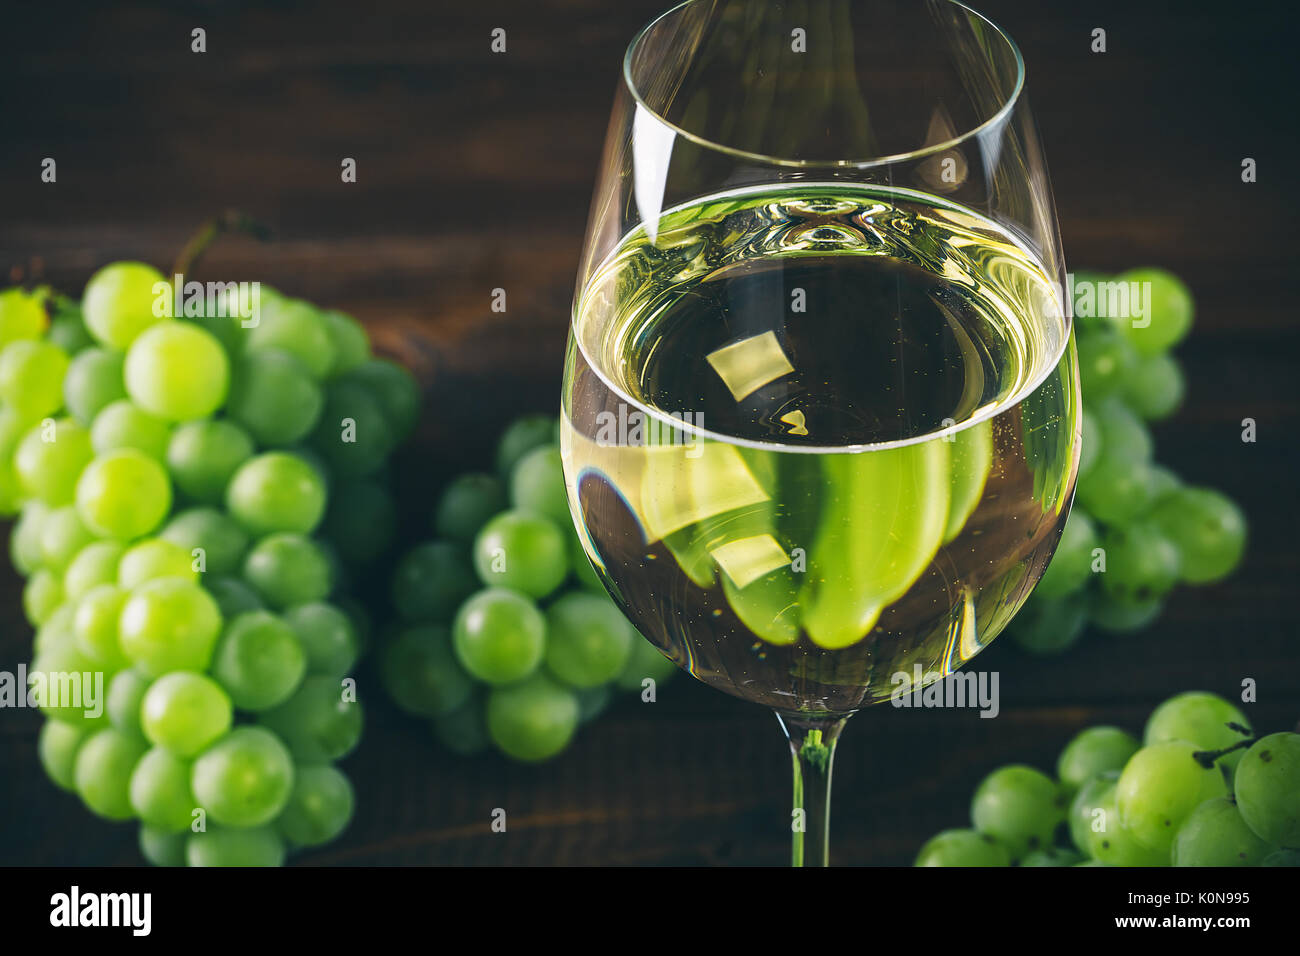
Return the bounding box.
[1,0,1296,866]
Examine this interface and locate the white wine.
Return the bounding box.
[562,184,1079,716]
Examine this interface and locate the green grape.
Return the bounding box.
[74,727,147,820]
[1234,732,1300,848]
[283,602,359,677]
[247,298,337,379]
[1171,797,1272,866]
[0,408,31,515]
[1114,267,1194,356]
[186,825,285,867]
[544,591,635,688]
[380,624,475,718]
[1077,406,1101,478]
[914,829,1011,867]
[495,414,556,477]
[259,675,363,764]
[10,500,51,574]
[308,380,394,477]
[1148,487,1246,584]
[1076,329,1136,402]
[242,533,333,608]
[391,541,478,623]
[23,568,64,626]
[1098,523,1181,604]
[970,765,1067,858]
[0,286,49,343]
[118,538,199,588]
[0,339,69,419]
[1094,398,1153,463]
[123,321,229,421]
[1122,352,1185,421]
[166,419,254,504]
[191,726,294,827]
[39,719,92,791]
[574,685,612,723]
[433,473,506,543]
[159,507,249,577]
[1034,509,1098,600]
[472,509,568,598]
[1088,782,1168,866]
[76,448,172,539]
[614,636,678,692]
[1261,849,1300,867]
[1075,454,1155,528]
[138,824,187,867]
[452,588,546,685]
[141,671,233,757]
[1008,592,1088,655]
[509,445,569,526]
[106,668,151,736]
[320,479,395,565]
[211,610,307,711]
[29,639,109,725]
[83,261,167,349]
[16,418,94,506]
[1144,691,1251,774]
[48,311,95,355]
[1019,847,1082,867]
[276,764,354,847]
[226,348,323,446]
[226,452,327,536]
[1058,726,1141,793]
[119,577,222,677]
[34,603,76,654]
[1068,770,1119,855]
[486,673,579,763]
[63,539,125,602]
[89,399,171,459]
[205,575,264,618]
[319,310,370,376]
[340,358,420,439]
[73,584,130,668]
[1116,741,1228,853]
[39,505,97,571]
[431,693,491,756]
[1148,465,1182,505]
[63,348,127,425]
[130,746,199,832]
[1089,591,1163,633]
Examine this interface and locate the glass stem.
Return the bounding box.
[777,713,849,867]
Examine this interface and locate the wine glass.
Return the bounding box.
[560,0,1080,866]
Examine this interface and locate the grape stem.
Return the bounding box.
[1192,736,1255,769]
[173,210,272,278]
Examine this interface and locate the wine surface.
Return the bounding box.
[562,184,1079,716]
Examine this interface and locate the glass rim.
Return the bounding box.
[622,0,1027,169]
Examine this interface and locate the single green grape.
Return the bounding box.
[1076,328,1136,402]
[614,636,678,692]
[186,825,285,867]
[319,310,370,377]
[1122,352,1185,421]
[380,624,475,718]
[106,668,151,736]
[160,507,249,577]
[166,419,254,504]
[83,261,167,350]
[242,533,333,608]
[1088,782,1169,865]
[390,540,479,623]
[226,348,323,446]
[34,603,76,655]
[1148,487,1246,585]
[282,602,359,677]
[1144,691,1251,775]
[63,347,127,426]
[89,399,171,460]
[118,538,198,588]
[29,639,110,725]
[76,448,172,539]
[1098,523,1182,604]
[124,321,229,421]
[0,408,32,516]
[247,298,337,379]
[1234,732,1300,848]
[205,575,264,618]
[1034,509,1098,600]
[1171,797,1273,866]
[1008,592,1088,656]
[118,577,222,677]
[452,587,546,685]
[1075,451,1156,528]
[509,445,569,527]
[914,829,1011,867]
[16,418,94,506]
[210,610,307,711]
[39,505,98,571]
[72,583,130,668]
[495,414,556,477]
[0,286,49,343]
[191,726,294,827]
[472,509,568,598]
[39,719,92,791]
[1094,398,1153,463]
[47,307,95,355]
[226,452,327,536]
[130,746,199,832]
[23,568,65,626]
[340,358,420,439]
[138,824,187,867]
[0,339,70,419]
[1116,741,1228,853]
[308,380,394,477]
[276,764,354,847]
[544,591,635,688]
[1068,770,1119,855]
[10,500,51,574]
[1057,726,1140,793]
[141,671,234,757]
[1114,267,1194,356]
[74,727,148,820]
[63,539,125,602]
[433,472,506,543]
[486,673,579,763]
[970,765,1067,858]
[259,675,363,764]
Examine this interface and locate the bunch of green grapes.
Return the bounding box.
[380,414,676,762]
[1010,267,1247,654]
[915,690,1300,867]
[3,262,417,865]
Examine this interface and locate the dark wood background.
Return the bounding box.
[0,0,1296,866]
